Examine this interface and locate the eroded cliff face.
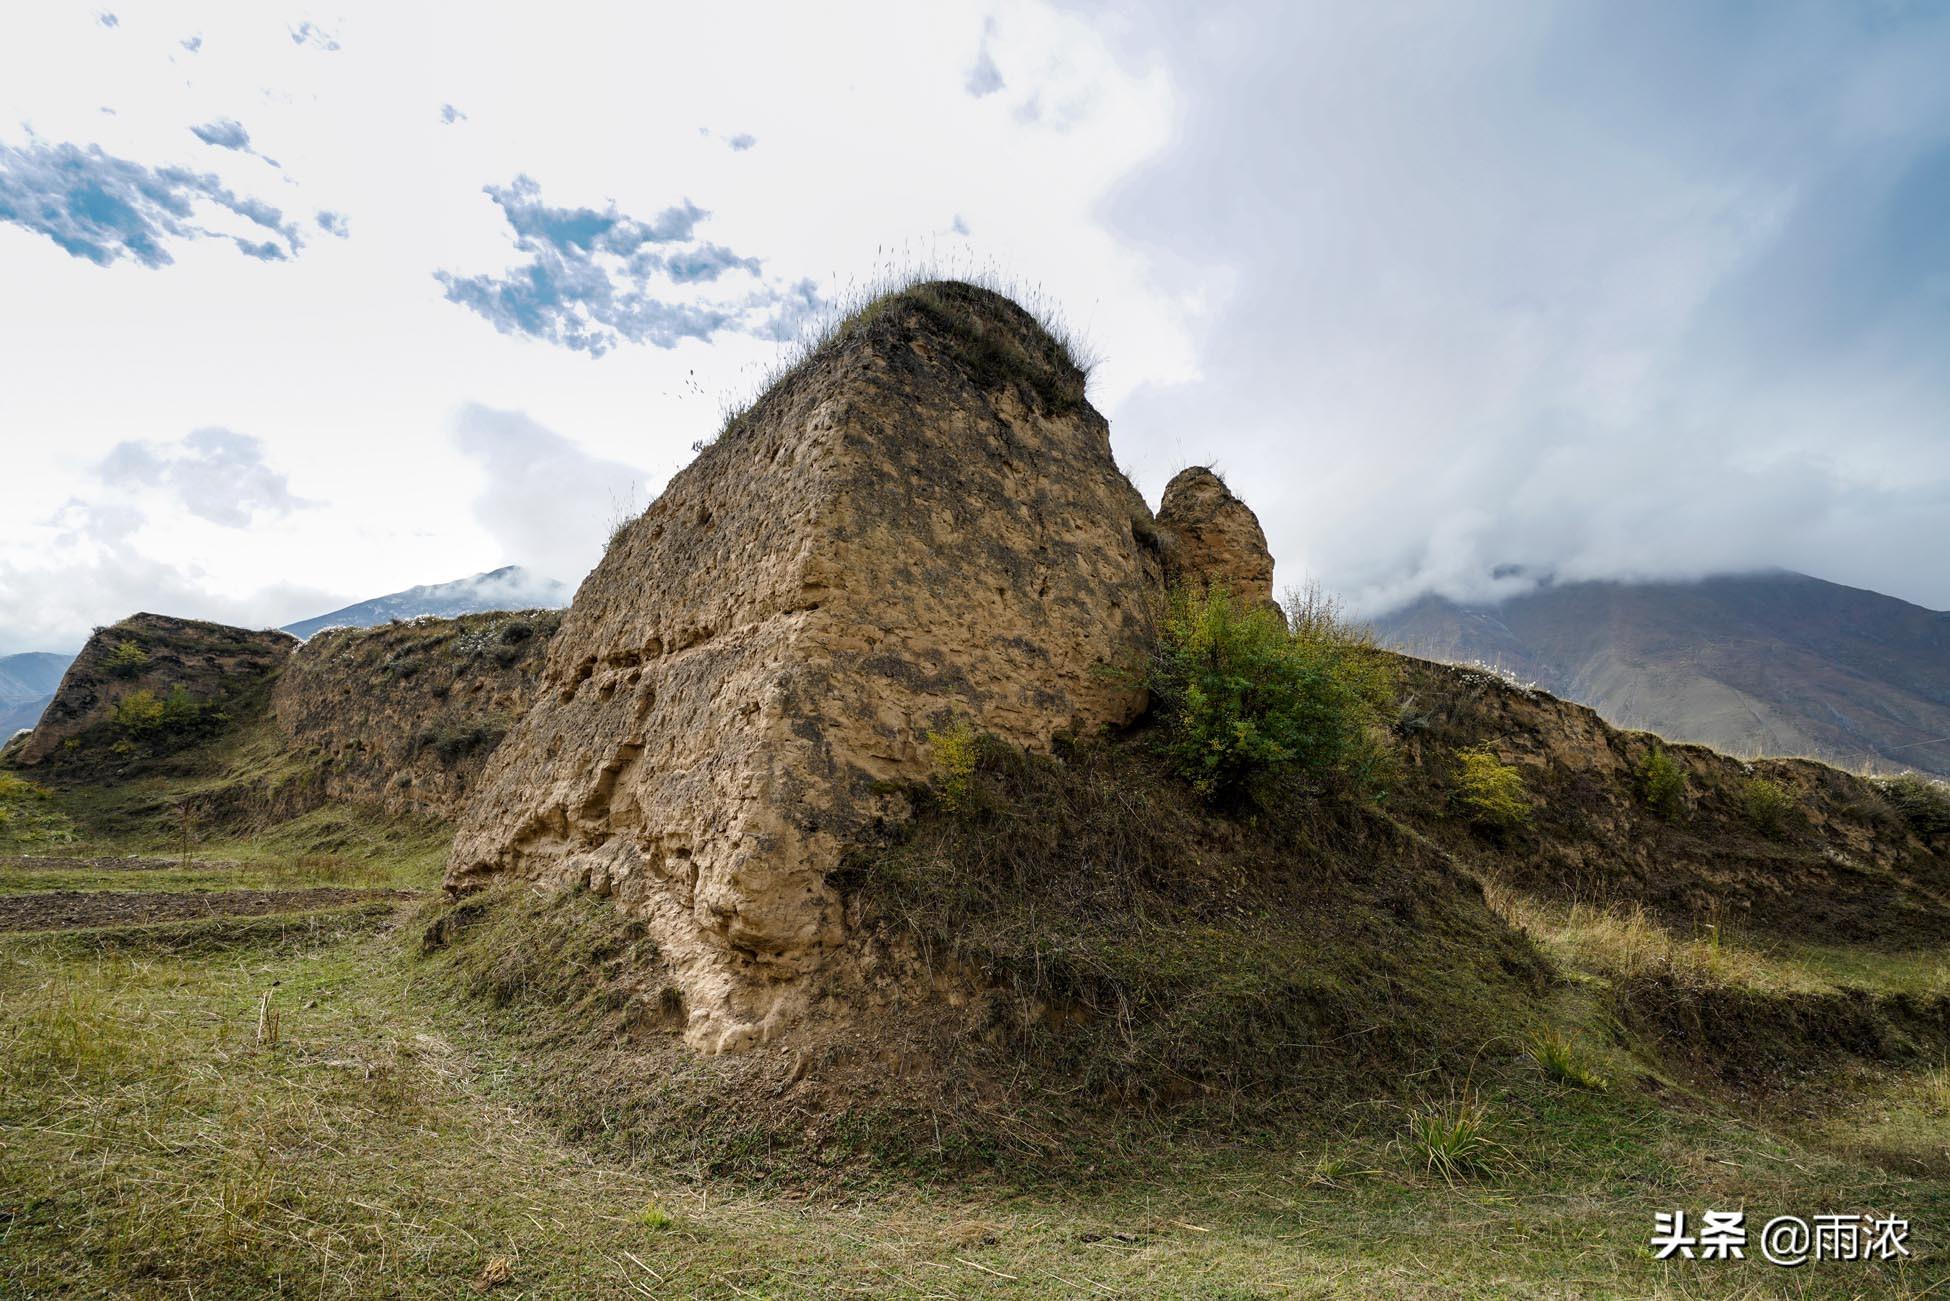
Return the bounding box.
[1391,657,1950,945]
[270,613,562,820]
[447,282,1238,1053]
[18,614,295,768]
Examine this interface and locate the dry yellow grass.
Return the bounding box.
[1481,880,1829,994]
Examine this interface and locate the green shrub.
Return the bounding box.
[1145,585,1395,805]
[1738,776,1796,837]
[112,689,165,731]
[1878,773,1950,841]
[1453,745,1530,828]
[103,639,148,678]
[1638,744,1687,819]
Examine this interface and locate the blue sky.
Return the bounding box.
[0,1,1945,653]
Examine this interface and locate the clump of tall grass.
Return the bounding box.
[1480,882,1799,993]
[1526,1030,1610,1091]
[1403,1092,1504,1184]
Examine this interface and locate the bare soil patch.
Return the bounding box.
[0,888,419,932]
[0,853,238,874]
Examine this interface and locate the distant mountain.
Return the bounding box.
[1373,571,1950,777]
[0,651,74,736]
[281,566,570,640]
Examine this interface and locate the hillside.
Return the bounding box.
[281,565,569,640]
[1374,571,1950,778]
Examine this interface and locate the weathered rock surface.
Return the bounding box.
[18,614,295,766]
[1155,466,1279,613]
[448,282,1184,1053]
[270,612,561,819]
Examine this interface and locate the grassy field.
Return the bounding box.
[2,870,1947,1296]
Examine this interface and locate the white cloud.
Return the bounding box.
[453,403,646,588]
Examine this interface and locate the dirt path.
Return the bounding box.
[0,888,419,932]
[0,854,239,874]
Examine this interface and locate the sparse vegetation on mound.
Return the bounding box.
[1880,772,1950,842]
[416,729,1549,1176]
[714,273,1096,446]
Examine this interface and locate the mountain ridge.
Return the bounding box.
[1372,570,1950,776]
[280,565,570,640]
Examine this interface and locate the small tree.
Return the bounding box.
[1738,776,1795,837]
[1879,773,1950,842]
[1638,745,1687,819]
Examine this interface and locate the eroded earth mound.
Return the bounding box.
[447,282,1278,1053]
[271,612,561,819]
[18,614,295,769]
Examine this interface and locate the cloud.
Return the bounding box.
[289,21,340,51]
[726,133,756,151]
[965,19,1004,97]
[1098,3,1950,613]
[440,103,466,125]
[99,428,315,527]
[315,209,348,237]
[0,497,338,655]
[190,119,251,151]
[0,435,329,653]
[662,242,762,283]
[180,35,202,53]
[96,12,117,29]
[452,403,647,584]
[435,175,805,356]
[0,137,304,266]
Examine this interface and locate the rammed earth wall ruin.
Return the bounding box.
[447,282,1281,1053]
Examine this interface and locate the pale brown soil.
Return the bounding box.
[0,888,419,932]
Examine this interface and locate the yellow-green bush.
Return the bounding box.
[103,638,148,678]
[926,720,980,812]
[1453,745,1530,828]
[112,689,165,731]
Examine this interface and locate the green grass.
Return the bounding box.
[4,907,1947,1296]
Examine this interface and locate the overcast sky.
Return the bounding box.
[2,2,1946,655]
